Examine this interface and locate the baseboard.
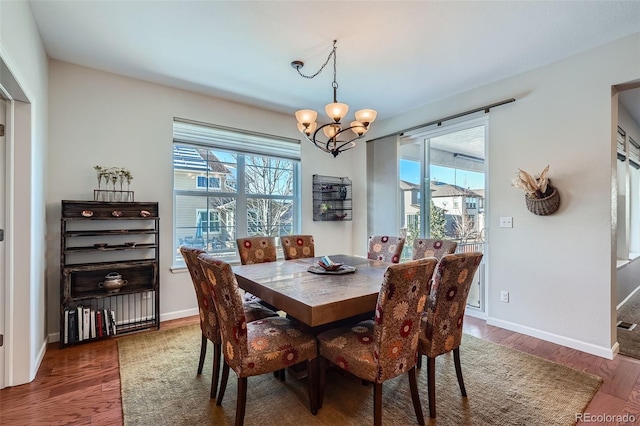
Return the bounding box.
[464,307,487,320]
[160,308,199,322]
[618,284,640,311]
[487,317,617,360]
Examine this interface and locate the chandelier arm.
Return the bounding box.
[301,132,331,153]
[295,40,338,80]
[331,128,363,151]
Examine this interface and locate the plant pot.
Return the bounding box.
[525,185,560,216]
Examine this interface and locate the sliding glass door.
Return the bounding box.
[399,117,487,311]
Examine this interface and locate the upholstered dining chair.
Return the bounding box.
[236,236,277,265]
[179,246,278,400]
[197,254,319,425]
[280,234,315,260]
[236,236,278,308]
[417,251,484,419]
[367,235,405,263]
[317,257,439,426]
[412,238,457,260]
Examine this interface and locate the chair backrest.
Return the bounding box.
[420,252,483,358]
[197,253,249,370]
[281,235,315,260]
[236,236,277,265]
[179,246,220,343]
[367,235,405,263]
[412,238,457,260]
[372,257,438,382]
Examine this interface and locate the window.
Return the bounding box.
[196,176,221,189]
[173,119,301,266]
[196,209,220,233]
[465,197,477,209]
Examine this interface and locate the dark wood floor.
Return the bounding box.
[0,315,638,425]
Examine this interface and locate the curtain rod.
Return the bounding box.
[366,97,516,143]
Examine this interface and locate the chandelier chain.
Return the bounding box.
[295,40,338,84]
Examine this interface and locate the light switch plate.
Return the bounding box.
[499,217,513,228]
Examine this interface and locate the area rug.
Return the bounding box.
[118,324,602,425]
[617,288,640,359]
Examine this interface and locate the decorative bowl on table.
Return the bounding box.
[317,261,343,271]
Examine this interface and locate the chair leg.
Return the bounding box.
[273,368,285,381]
[211,342,221,399]
[318,356,327,410]
[453,347,467,397]
[198,335,207,375]
[307,358,318,415]
[408,367,425,425]
[373,382,383,426]
[417,352,422,369]
[427,357,436,418]
[217,361,230,406]
[235,377,247,426]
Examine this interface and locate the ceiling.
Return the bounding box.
[28,1,640,123]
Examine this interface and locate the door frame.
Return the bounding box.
[0,92,6,389]
[403,115,489,314]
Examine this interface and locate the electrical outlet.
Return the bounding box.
[500,290,509,303]
[499,217,513,228]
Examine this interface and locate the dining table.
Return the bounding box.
[232,254,391,333]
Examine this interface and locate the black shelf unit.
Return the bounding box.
[60,200,160,347]
[312,175,352,221]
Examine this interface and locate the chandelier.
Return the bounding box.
[292,40,377,157]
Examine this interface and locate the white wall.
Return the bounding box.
[46,61,356,339]
[0,1,49,385]
[362,32,640,358]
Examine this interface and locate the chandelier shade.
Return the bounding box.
[292,40,377,157]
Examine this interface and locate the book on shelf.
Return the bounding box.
[68,309,77,343]
[90,309,96,339]
[103,309,110,336]
[83,307,90,340]
[76,306,83,342]
[63,308,69,344]
[96,310,104,338]
[109,309,117,335]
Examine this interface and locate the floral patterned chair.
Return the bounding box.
[280,234,315,260]
[367,235,405,263]
[197,254,319,425]
[236,236,278,265]
[236,236,278,309]
[418,252,484,419]
[317,257,439,426]
[412,238,457,260]
[179,246,278,399]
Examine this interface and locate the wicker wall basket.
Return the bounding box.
[525,186,560,216]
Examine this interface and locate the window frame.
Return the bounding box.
[173,123,301,267]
